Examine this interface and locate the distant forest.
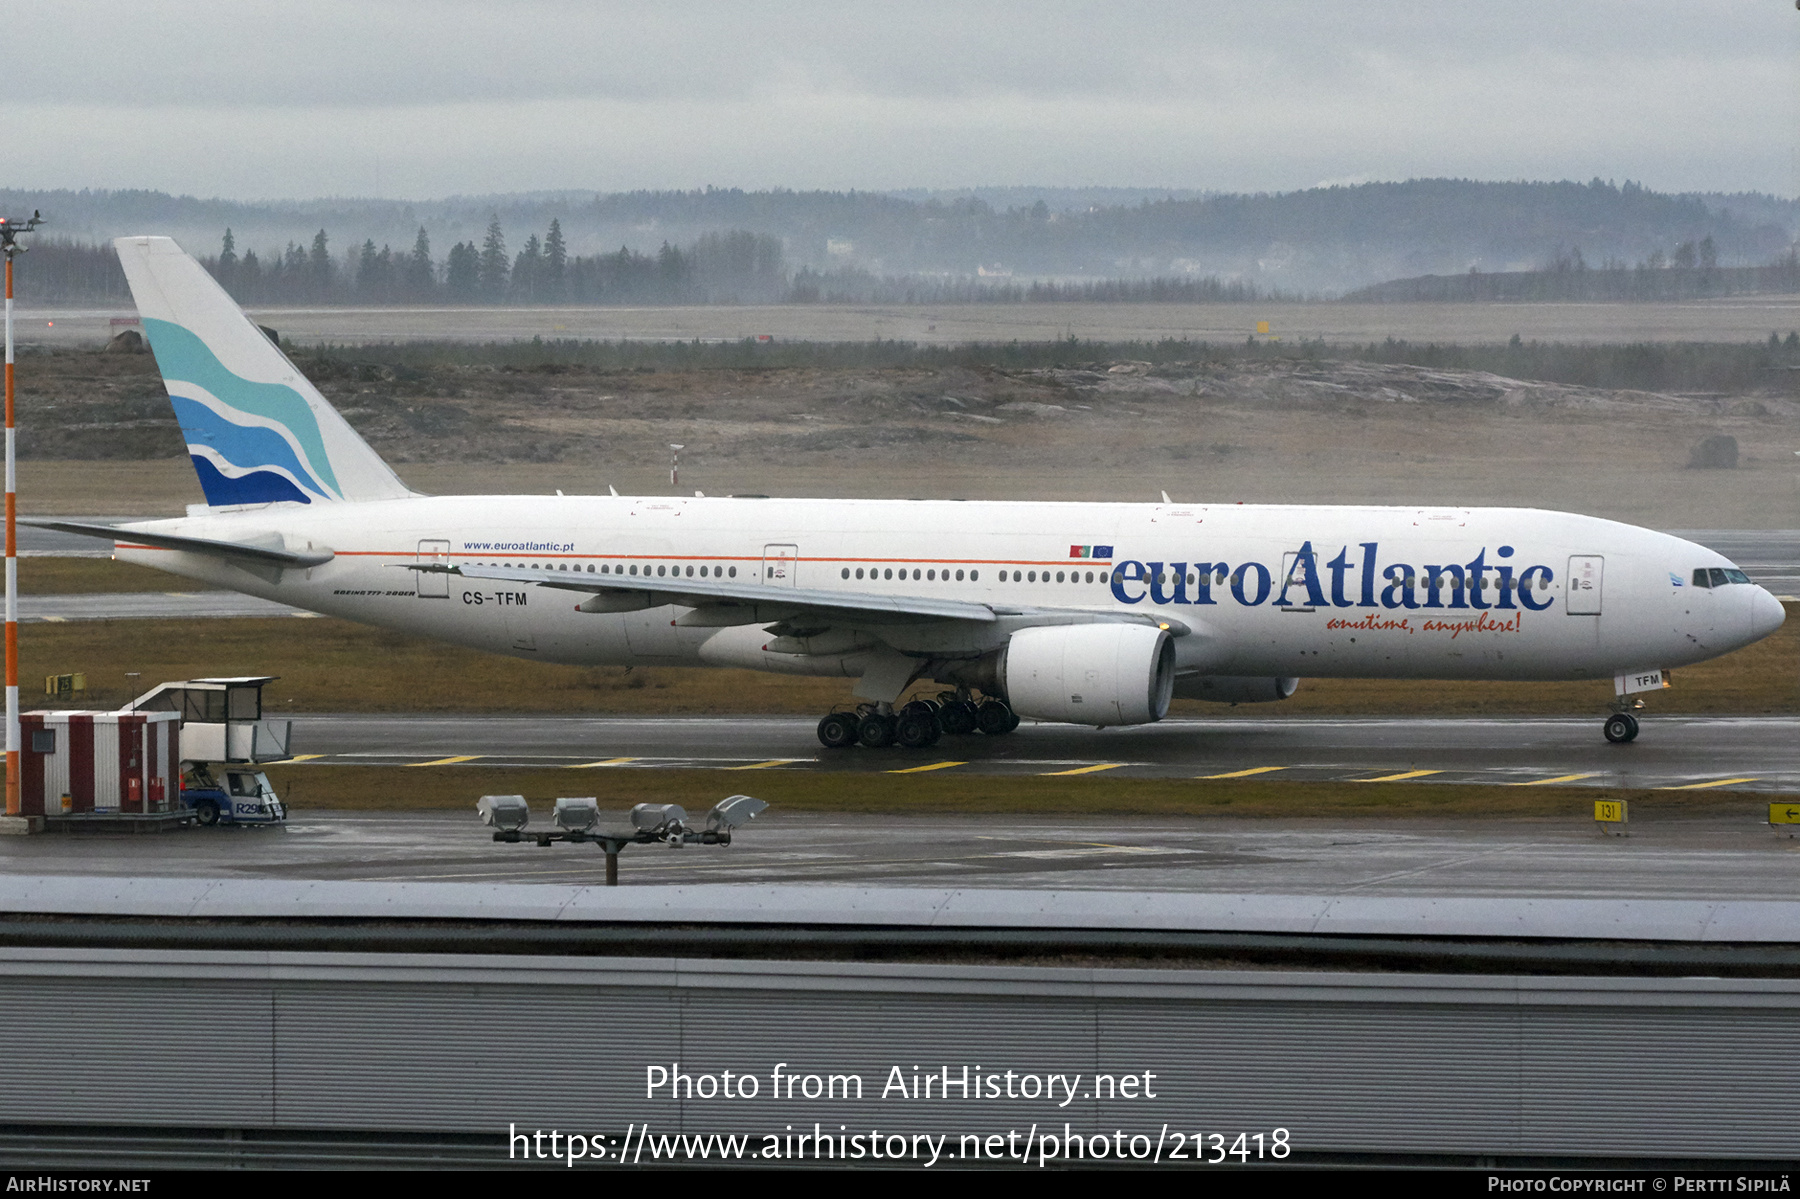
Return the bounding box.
[9,222,1280,307]
[1346,243,1800,303]
[7,177,1798,304]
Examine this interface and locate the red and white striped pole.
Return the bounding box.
[4,243,17,817]
[2,211,42,820]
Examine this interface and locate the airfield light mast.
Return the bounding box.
[0,210,43,819]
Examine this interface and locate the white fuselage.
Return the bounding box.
[113,494,1785,687]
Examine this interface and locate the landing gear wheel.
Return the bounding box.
[937,700,978,736]
[857,712,897,748]
[195,799,220,826]
[817,712,859,749]
[895,711,940,749]
[976,700,1016,736]
[1603,713,1640,744]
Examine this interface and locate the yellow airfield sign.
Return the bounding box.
[1769,803,1800,826]
[1594,799,1628,824]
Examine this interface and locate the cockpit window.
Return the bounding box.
[1692,569,1711,588]
[1709,568,1731,588]
[1724,568,1751,585]
[1696,567,1753,587]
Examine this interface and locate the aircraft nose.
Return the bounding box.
[1750,587,1787,641]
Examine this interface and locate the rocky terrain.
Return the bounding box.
[12,347,1798,526]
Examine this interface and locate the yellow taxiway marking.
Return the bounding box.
[726,759,807,771]
[1359,769,1442,783]
[42,616,67,623]
[567,757,638,768]
[1512,772,1600,787]
[1200,766,1287,779]
[1042,763,1126,776]
[1662,777,1760,791]
[271,754,327,764]
[888,761,968,774]
[409,754,483,767]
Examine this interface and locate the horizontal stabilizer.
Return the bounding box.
[22,519,334,569]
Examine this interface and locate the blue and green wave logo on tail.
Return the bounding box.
[142,319,343,506]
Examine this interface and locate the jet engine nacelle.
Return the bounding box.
[1003,623,1176,726]
[1172,675,1301,704]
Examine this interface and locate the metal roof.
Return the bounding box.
[3,874,1799,944]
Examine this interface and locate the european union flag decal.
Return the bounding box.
[1070,545,1114,559]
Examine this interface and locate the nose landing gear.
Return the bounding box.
[1602,711,1640,744]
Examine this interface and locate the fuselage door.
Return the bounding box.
[762,544,799,587]
[416,539,451,598]
[1567,555,1603,615]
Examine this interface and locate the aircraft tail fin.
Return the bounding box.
[113,235,415,507]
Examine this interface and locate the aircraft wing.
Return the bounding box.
[441,561,999,624]
[428,561,1186,638]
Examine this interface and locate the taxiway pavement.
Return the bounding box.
[276,713,1800,794]
[5,809,1798,898]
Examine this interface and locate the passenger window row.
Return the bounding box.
[843,567,980,582]
[493,561,739,579]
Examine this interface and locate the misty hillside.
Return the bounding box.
[5,179,1795,299]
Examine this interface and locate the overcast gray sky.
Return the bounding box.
[12,0,1799,200]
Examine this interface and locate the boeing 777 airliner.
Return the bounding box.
[33,237,1787,750]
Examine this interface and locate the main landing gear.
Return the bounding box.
[816,692,1020,750]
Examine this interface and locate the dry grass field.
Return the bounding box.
[13,345,1800,528]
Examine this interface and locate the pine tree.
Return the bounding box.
[217,228,239,294]
[446,241,480,300]
[309,229,334,297]
[407,226,435,298]
[358,240,380,297]
[237,249,262,302]
[544,219,567,301]
[478,216,509,301]
[513,234,542,302]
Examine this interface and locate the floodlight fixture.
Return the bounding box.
[553,796,599,832]
[631,802,687,833]
[477,794,530,831]
[706,794,768,832]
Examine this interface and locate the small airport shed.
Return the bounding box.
[17,710,181,817]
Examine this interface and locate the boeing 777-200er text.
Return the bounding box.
[32,237,1788,750]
